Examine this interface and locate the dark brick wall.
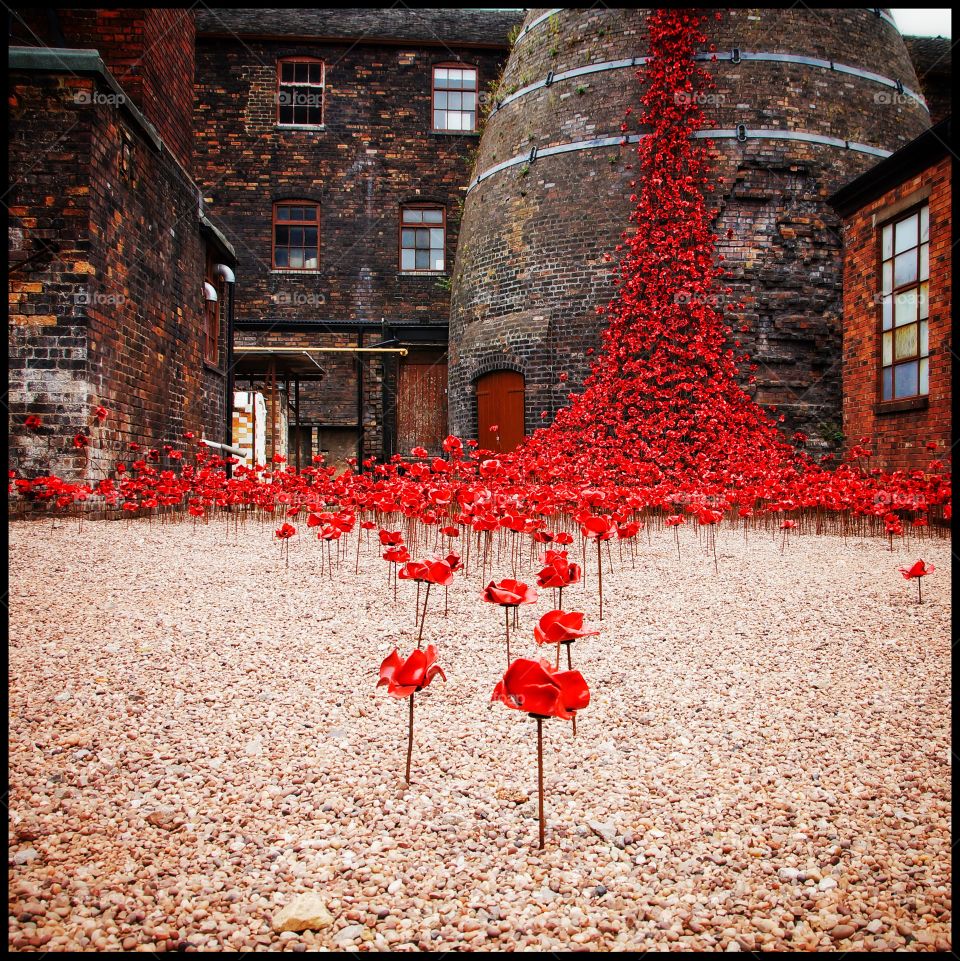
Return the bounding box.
[449,8,932,447]
[194,34,510,459]
[840,156,951,472]
[8,68,225,483]
[9,8,196,171]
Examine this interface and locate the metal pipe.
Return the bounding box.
[356,327,364,472]
[224,278,236,468]
[200,438,246,457]
[233,346,408,355]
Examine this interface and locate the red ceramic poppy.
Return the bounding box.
[533,610,599,646]
[491,657,590,720]
[483,579,538,607]
[379,529,403,546]
[94,405,108,423]
[899,559,934,579]
[377,645,446,698]
[423,558,453,586]
[25,414,42,430]
[536,554,582,589]
[275,522,296,539]
[399,561,430,582]
[383,545,411,564]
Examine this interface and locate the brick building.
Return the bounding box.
[829,118,952,472]
[192,9,520,467]
[8,9,236,482]
[448,9,935,452]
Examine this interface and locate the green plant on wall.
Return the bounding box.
[818,420,845,446]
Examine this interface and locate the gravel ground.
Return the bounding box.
[8,516,952,952]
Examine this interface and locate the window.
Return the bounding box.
[277,58,324,126]
[879,205,929,401]
[273,202,319,270]
[204,255,221,366]
[400,206,445,272]
[432,64,478,132]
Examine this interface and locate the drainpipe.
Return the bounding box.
[356,326,364,473]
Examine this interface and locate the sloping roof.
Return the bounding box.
[827,117,951,216]
[195,8,524,47]
[903,35,952,78]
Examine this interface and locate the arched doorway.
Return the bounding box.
[475,369,525,453]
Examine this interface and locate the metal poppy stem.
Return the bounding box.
[505,605,511,666]
[405,692,414,783]
[537,716,545,849]
[597,538,603,620]
[418,582,431,649]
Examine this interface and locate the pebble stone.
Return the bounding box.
[7,519,951,952]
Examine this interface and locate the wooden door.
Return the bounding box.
[476,370,525,453]
[396,355,448,455]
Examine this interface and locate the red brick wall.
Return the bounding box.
[840,155,951,472]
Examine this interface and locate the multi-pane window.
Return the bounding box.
[273,202,319,270]
[277,58,324,126]
[879,205,929,401]
[400,207,445,272]
[432,65,477,132]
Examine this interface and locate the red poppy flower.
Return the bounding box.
[483,579,538,607]
[534,610,599,646]
[94,405,108,423]
[899,559,934,579]
[536,554,581,589]
[399,561,430,582]
[275,523,296,539]
[554,532,574,545]
[445,551,463,573]
[25,414,42,431]
[383,545,411,564]
[780,519,796,530]
[377,645,446,698]
[580,514,614,540]
[665,514,685,527]
[411,446,428,458]
[423,558,453,586]
[491,657,590,720]
[440,525,459,537]
[185,431,195,440]
[379,529,403,546]
[73,432,89,449]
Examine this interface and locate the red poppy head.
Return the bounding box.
[440,525,459,537]
[398,561,430,582]
[445,551,463,572]
[424,558,454,586]
[491,658,590,720]
[377,645,446,698]
[360,520,376,530]
[482,579,538,607]
[411,446,429,458]
[25,414,42,430]
[899,559,934,579]
[94,405,108,423]
[379,529,403,546]
[489,424,499,433]
[780,520,796,530]
[665,514,684,527]
[534,610,599,646]
[554,532,574,545]
[73,432,90,449]
[185,431,195,440]
[581,515,614,539]
[275,522,296,539]
[383,545,411,564]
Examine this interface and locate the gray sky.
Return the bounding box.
[890,8,952,37]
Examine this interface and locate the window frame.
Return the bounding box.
[876,201,930,405]
[398,205,447,273]
[431,62,479,134]
[272,200,320,272]
[203,251,222,368]
[276,56,325,128]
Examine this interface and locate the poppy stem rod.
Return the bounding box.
[418,583,431,648]
[537,717,545,849]
[405,692,414,784]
